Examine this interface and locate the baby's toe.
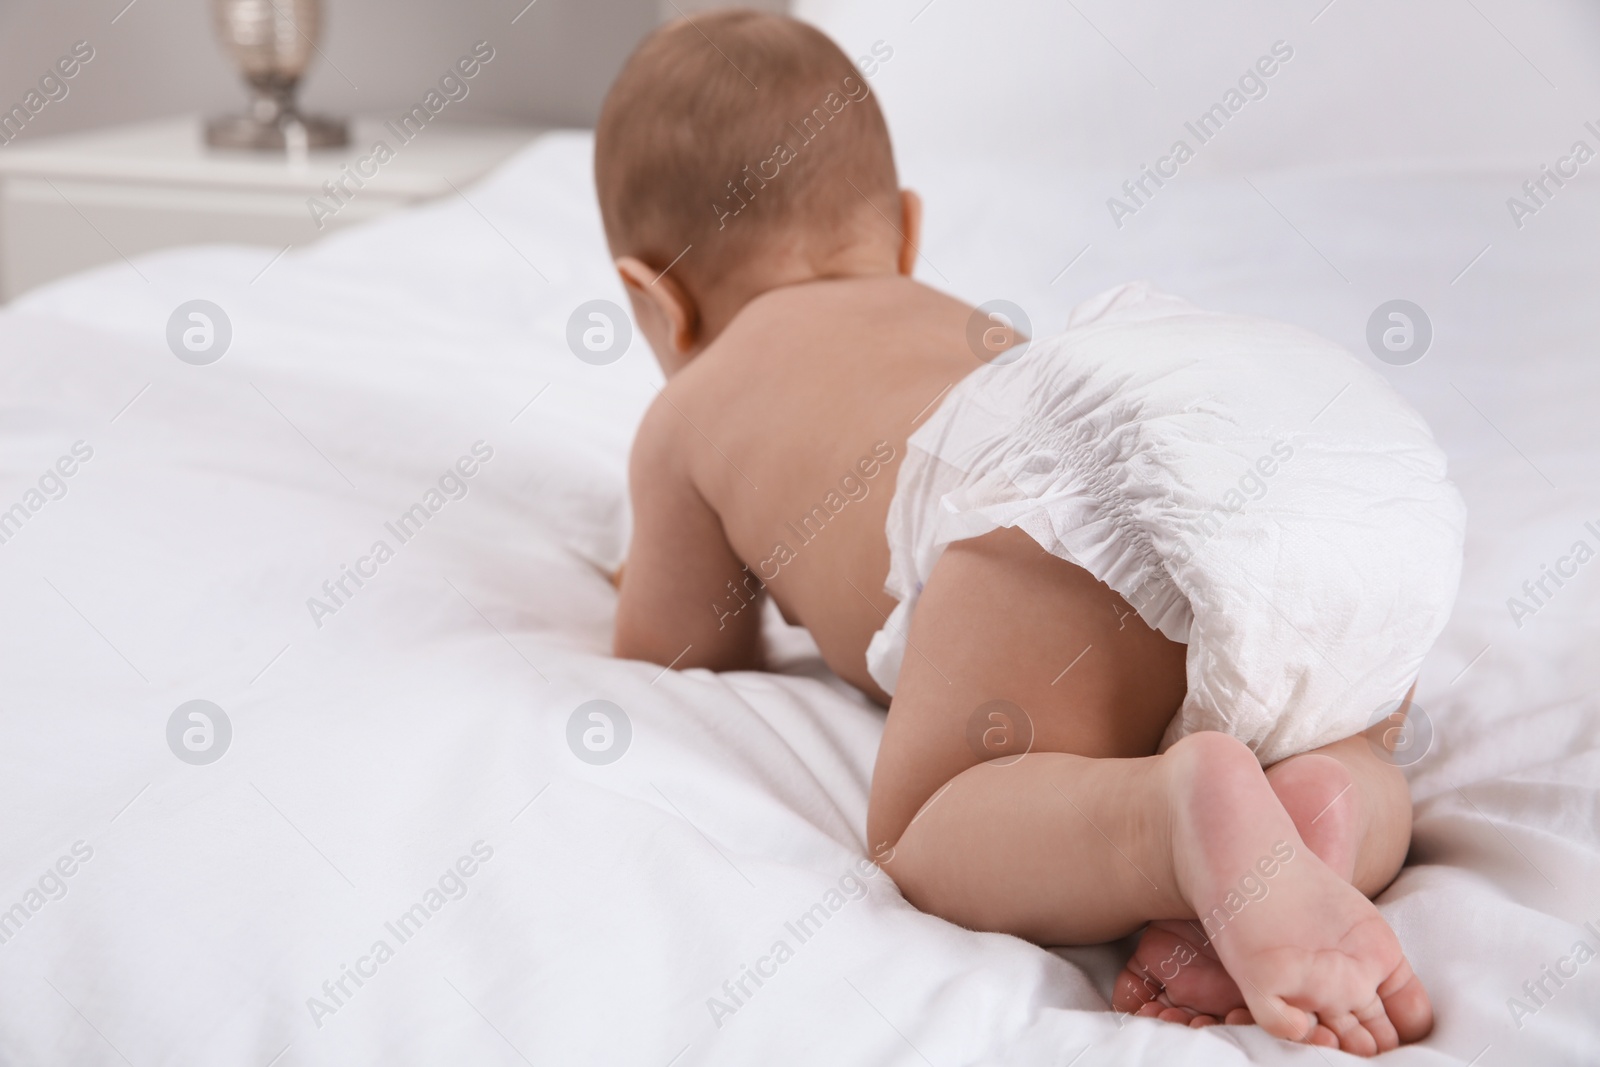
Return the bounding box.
[1112,964,1161,1013]
[1242,992,1316,1045]
[1307,1022,1341,1049]
[1379,960,1434,1044]
[1354,992,1401,1052]
[1321,1009,1378,1057]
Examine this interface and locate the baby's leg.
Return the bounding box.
[1115,722,1416,1028]
[867,527,1189,858]
[870,528,1432,1054]
[1269,719,1416,895]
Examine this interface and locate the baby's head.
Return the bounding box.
[595,11,916,373]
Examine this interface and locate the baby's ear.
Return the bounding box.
[616,255,699,356]
[614,256,654,292]
[897,189,924,277]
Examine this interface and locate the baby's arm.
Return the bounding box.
[613,397,763,671]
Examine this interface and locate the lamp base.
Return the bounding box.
[204,112,349,151]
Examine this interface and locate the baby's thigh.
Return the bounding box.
[867,526,1187,854]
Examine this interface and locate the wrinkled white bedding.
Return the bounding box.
[1,125,1598,1066]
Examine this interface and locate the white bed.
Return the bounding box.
[2,1,1598,1063]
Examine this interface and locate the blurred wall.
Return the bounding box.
[800,0,1600,173]
[0,0,676,140]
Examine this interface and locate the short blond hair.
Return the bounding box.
[595,11,899,290]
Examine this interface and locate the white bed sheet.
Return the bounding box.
[1,126,1597,1066]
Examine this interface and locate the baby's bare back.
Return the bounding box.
[653,275,977,698]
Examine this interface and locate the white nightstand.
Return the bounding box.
[0,116,540,301]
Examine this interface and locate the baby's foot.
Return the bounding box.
[1113,918,1251,1028]
[1168,734,1430,1054]
[1267,752,1359,881]
[1114,752,1360,1026]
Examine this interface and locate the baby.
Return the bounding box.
[600,11,1457,1054]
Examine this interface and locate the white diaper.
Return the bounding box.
[866,282,1466,765]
